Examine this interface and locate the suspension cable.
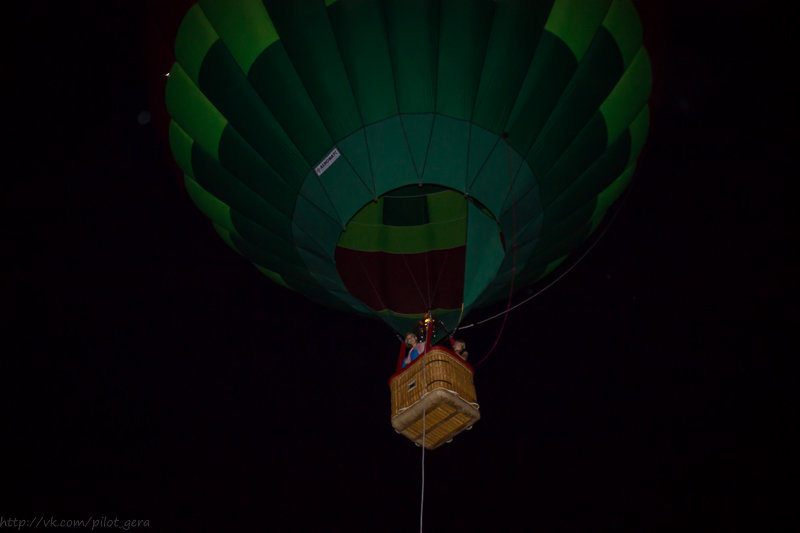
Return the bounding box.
[473,137,518,366]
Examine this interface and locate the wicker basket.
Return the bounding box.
[389,347,480,450]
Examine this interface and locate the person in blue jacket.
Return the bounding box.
[402,332,426,368]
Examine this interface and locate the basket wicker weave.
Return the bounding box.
[389,347,480,450]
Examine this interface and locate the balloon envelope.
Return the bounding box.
[165,0,652,335]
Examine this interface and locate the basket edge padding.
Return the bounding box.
[390,388,480,432]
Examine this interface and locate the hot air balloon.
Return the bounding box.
[163,0,652,448]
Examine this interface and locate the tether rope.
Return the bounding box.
[419,347,427,533]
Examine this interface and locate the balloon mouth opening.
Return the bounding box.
[332,185,471,316]
[332,184,505,319]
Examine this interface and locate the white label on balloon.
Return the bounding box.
[314,147,341,176]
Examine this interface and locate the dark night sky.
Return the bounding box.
[3,1,795,531]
